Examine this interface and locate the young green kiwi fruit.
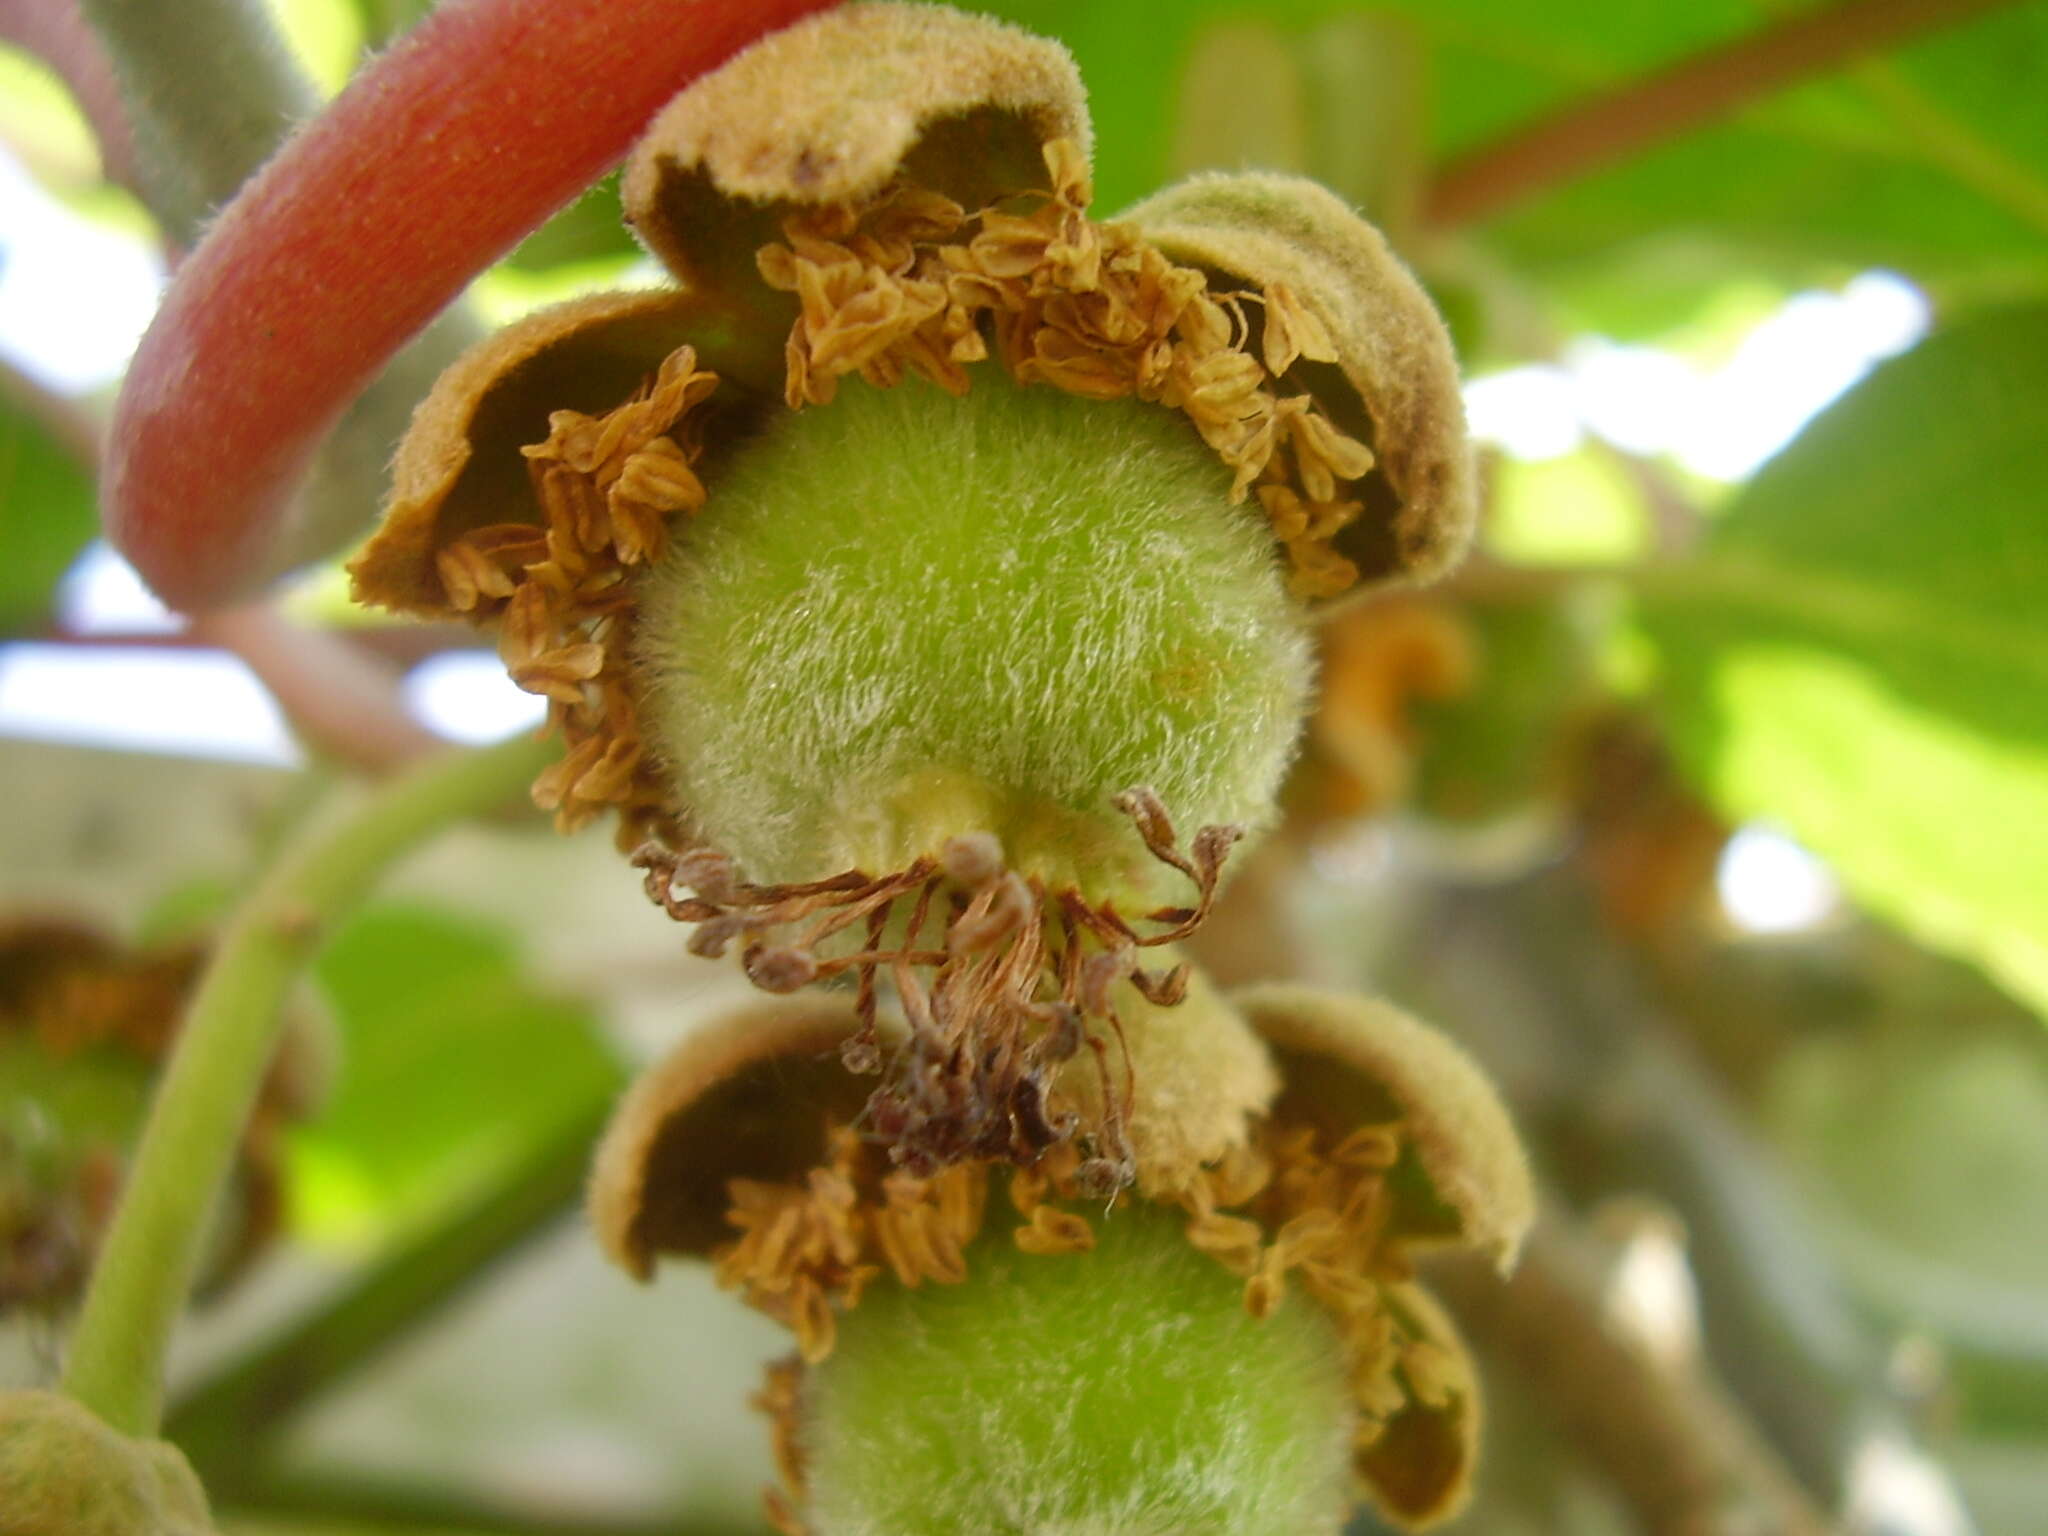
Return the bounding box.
[636,367,1313,907]
[799,1199,1354,1536]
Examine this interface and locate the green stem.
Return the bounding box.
[166,1095,617,1484]
[61,733,558,1436]
[76,0,317,245]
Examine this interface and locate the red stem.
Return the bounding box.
[103,0,837,612]
[187,605,447,773]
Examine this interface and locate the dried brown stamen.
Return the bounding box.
[756,139,1379,600]
[430,347,720,849]
[753,1352,810,1536]
[631,788,1238,1191]
[1168,1120,1436,1459]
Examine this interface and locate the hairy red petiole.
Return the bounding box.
[103,0,837,610]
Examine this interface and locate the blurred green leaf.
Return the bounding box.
[1413,595,1600,825]
[1438,2,2048,330]
[0,45,104,188]
[1771,1026,2048,1294]
[500,171,639,273]
[293,903,622,1244]
[1484,447,1650,566]
[341,0,435,47]
[1639,301,2048,1017]
[983,1,2048,339]
[0,386,97,632]
[1766,1018,2048,1436]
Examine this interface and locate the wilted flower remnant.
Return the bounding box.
[349,5,1519,1529]
[0,921,318,1317]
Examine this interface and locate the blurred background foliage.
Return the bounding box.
[1,0,2045,1532]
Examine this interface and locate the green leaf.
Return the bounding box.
[342,0,436,47]
[0,387,97,632]
[292,903,622,1243]
[1412,594,1600,825]
[983,2,2048,339]
[1437,3,2048,330]
[1639,302,2048,1017]
[499,170,640,273]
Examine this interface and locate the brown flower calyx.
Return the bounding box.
[589,980,1523,1531]
[1233,985,1536,1272]
[1122,173,1476,597]
[721,1092,1482,1530]
[630,786,1240,1192]
[1168,1122,1480,1525]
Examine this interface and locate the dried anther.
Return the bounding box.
[747,140,1401,600]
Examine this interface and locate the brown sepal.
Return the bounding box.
[1231,984,1533,1270]
[1121,173,1476,600]
[588,997,871,1280]
[349,288,753,618]
[623,3,1089,303]
[1354,1282,1482,1530]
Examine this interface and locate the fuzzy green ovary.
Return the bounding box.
[635,371,1311,901]
[802,1200,1354,1536]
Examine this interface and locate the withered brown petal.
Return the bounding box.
[1120,173,1475,600]
[588,996,872,1280]
[623,3,1089,304]
[349,288,744,618]
[1230,984,1533,1270]
[1355,1282,1482,1531]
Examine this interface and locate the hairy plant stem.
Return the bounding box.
[78,0,493,594]
[166,1095,618,1487]
[74,0,316,244]
[60,733,558,1436]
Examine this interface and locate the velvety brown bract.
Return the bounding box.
[1232,983,1536,1271]
[1123,174,1477,598]
[624,2,1089,296]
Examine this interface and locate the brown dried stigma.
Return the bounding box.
[755,138,1381,599]
[632,787,1238,1193]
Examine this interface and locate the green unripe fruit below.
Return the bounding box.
[637,370,1313,900]
[0,1390,215,1536]
[801,1200,1354,1536]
